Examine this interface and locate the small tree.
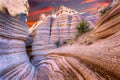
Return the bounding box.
[76,20,89,37]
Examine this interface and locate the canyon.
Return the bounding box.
[0,0,120,80]
[28,5,97,54]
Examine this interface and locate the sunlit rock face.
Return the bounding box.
[0,0,29,16]
[90,1,120,41]
[50,14,82,44]
[47,1,120,79]
[31,16,56,55]
[55,4,78,17]
[111,0,120,6]
[70,14,83,38]
[0,6,34,80]
[30,5,83,51]
[1,0,120,80]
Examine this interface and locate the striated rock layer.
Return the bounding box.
[1,0,120,80]
[29,5,96,50]
[90,1,120,41]
[29,6,84,55]
[48,1,120,79]
[32,16,56,55]
[0,12,35,79]
[0,0,29,16]
[0,0,35,79]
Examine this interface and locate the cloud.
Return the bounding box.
[29,0,70,2]
[81,0,96,4]
[95,2,109,7]
[27,6,54,27]
[29,6,54,16]
[83,2,109,12]
[27,21,36,27]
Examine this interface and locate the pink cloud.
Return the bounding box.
[29,6,54,16]
[83,2,109,12]
[81,0,96,4]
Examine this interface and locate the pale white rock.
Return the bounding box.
[0,0,29,16]
[111,0,120,6]
[30,5,96,47]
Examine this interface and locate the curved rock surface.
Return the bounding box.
[29,6,83,55]
[29,5,95,48]
[90,1,120,41]
[0,0,29,16]
[0,0,120,80]
[0,12,33,79]
[49,1,120,79]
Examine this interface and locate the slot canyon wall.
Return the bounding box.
[0,0,120,80]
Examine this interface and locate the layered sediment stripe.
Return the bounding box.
[90,2,120,40]
[32,17,56,55]
[70,14,82,38]
[58,15,71,41]
[32,55,105,80]
[50,19,60,44]
[0,12,36,79]
[0,39,26,55]
[0,12,29,40]
[50,14,82,43]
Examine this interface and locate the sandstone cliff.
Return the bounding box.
[29,5,96,55]
[27,2,120,79]
[48,1,120,79]
[0,0,120,80]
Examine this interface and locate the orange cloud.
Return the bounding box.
[83,7,97,12]
[29,6,54,16]
[81,0,96,4]
[83,2,109,12]
[27,21,36,28]
[94,2,109,7]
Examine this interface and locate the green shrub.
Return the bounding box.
[76,20,89,37]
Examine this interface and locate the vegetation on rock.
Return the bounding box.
[76,20,89,38]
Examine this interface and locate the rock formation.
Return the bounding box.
[0,0,34,79]
[29,5,95,49]
[32,16,56,55]
[90,1,120,41]
[0,0,29,16]
[55,4,78,17]
[28,1,120,80]
[28,5,84,55]
[48,1,120,79]
[1,0,120,80]
[111,0,120,7]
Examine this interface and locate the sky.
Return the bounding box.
[27,0,112,27]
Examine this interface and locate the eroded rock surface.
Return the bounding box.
[90,1,120,41]
[0,0,120,80]
[48,1,120,79]
[0,0,29,16]
[29,5,96,55]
